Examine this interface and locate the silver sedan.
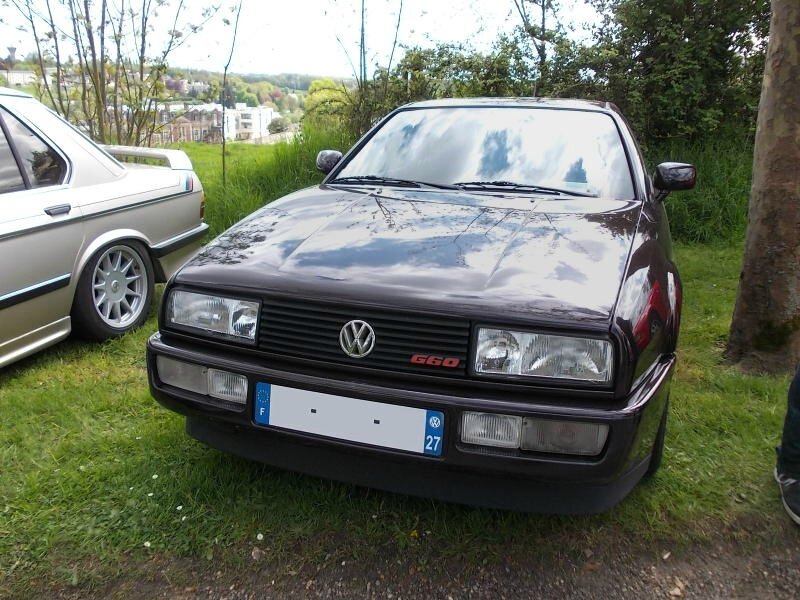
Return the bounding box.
[0,87,208,368]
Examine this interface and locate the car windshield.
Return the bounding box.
[333,106,635,199]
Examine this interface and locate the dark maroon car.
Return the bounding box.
[146,98,696,513]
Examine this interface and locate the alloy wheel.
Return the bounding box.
[91,245,148,328]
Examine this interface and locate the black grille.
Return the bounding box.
[259,297,471,376]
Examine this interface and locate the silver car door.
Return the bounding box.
[0,105,82,363]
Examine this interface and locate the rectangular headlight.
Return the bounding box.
[474,328,613,383]
[166,290,259,343]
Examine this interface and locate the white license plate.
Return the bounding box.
[253,382,444,456]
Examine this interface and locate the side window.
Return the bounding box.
[0,119,26,194]
[0,106,67,188]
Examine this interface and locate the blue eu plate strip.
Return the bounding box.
[254,382,271,425]
[423,410,445,456]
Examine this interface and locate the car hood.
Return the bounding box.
[177,186,641,327]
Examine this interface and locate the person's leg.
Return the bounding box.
[776,366,800,524]
[777,367,800,476]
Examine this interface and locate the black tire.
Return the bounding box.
[71,240,154,341]
[645,399,669,477]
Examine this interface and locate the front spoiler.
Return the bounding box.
[147,333,674,513]
[186,414,652,513]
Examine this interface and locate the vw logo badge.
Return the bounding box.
[428,416,441,429]
[339,320,376,358]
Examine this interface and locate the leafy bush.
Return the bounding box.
[268,116,289,134]
[647,132,753,243]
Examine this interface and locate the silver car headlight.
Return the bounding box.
[166,290,259,343]
[474,328,613,384]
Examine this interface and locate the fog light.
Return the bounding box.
[156,356,208,395]
[156,356,247,408]
[461,412,522,448]
[208,368,247,404]
[521,418,608,456]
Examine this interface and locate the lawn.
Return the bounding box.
[0,138,792,597]
[0,239,791,597]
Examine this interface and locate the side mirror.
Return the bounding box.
[653,162,696,195]
[316,150,342,174]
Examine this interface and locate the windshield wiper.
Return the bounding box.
[328,175,459,190]
[453,180,597,197]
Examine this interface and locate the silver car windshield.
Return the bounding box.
[335,106,635,199]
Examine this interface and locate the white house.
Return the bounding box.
[237,106,275,140]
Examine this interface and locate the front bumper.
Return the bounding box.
[147,332,674,513]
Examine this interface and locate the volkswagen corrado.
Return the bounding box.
[147,98,696,513]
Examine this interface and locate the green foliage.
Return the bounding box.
[328,42,543,138]
[648,131,753,243]
[267,116,289,134]
[214,74,296,111]
[321,0,767,149]
[245,73,318,92]
[304,78,351,123]
[200,79,221,103]
[235,90,259,107]
[385,43,532,100]
[590,0,769,140]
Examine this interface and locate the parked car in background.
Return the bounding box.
[147,98,695,513]
[0,87,207,368]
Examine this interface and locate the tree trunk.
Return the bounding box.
[726,0,800,373]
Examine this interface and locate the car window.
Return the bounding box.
[0,106,67,188]
[0,118,26,194]
[336,106,635,200]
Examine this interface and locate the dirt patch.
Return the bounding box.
[13,517,800,600]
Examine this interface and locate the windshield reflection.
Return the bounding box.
[337,107,634,199]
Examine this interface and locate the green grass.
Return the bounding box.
[0,240,792,596]
[179,122,354,237]
[0,125,783,594]
[648,133,754,244]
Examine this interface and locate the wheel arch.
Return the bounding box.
[71,229,162,306]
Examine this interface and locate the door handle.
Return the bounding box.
[44,204,71,216]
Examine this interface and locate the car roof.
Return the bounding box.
[0,86,34,98]
[400,97,616,113]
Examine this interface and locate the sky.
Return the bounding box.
[1,0,599,79]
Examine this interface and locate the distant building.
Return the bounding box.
[153,105,219,144]
[152,101,278,145]
[237,106,275,140]
[187,81,210,97]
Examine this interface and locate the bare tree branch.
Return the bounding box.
[10,0,223,145]
[222,1,243,189]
